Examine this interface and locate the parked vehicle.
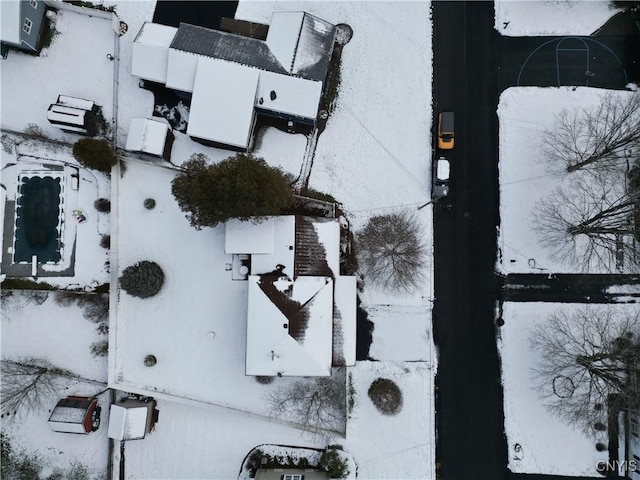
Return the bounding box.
[432,156,450,199]
[48,396,101,434]
[437,111,455,150]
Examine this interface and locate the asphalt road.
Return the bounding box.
[432,2,506,479]
[432,3,639,480]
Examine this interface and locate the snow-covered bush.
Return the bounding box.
[119,261,164,298]
[367,378,403,415]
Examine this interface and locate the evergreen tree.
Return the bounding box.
[171,153,294,229]
[119,261,164,298]
[72,138,117,173]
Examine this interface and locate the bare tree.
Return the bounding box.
[543,92,640,173]
[1,359,106,417]
[530,305,640,435]
[356,210,428,293]
[266,376,346,433]
[533,172,637,272]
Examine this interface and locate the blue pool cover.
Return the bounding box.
[14,176,62,263]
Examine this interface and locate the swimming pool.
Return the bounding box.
[13,173,65,264]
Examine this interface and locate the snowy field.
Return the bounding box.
[497,302,639,476]
[497,87,636,274]
[1,291,110,478]
[494,0,620,36]
[0,9,115,141]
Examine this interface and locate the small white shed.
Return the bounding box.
[48,396,101,434]
[125,117,173,160]
[107,399,156,441]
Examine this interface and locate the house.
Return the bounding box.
[130,12,336,150]
[125,117,174,162]
[255,469,329,480]
[225,215,356,377]
[0,0,48,55]
[107,398,157,441]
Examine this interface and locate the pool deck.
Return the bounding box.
[1,198,76,278]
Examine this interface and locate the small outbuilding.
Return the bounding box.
[48,396,101,434]
[107,398,157,441]
[47,95,103,136]
[125,117,174,161]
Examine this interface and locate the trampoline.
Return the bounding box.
[13,173,65,264]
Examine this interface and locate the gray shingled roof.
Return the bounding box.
[292,13,336,82]
[170,23,288,75]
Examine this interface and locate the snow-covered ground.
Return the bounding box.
[0,9,115,141]
[494,0,620,36]
[1,291,110,477]
[497,87,636,274]
[497,301,639,476]
[346,361,434,480]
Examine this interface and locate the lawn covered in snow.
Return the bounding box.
[497,301,638,476]
[494,0,620,36]
[0,9,115,141]
[497,87,635,274]
[1,290,110,477]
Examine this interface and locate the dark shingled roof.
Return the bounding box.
[291,13,336,82]
[170,23,288,75]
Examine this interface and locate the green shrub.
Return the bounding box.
[119,261,164,298]
[94,198,111,212]
[72,138,117,173]
[367,378,403,415]
[171,153,293,229]
[319,448,349,479]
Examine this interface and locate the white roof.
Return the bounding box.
[245,216,296,276]
[0,1,21,45]
[125,118,169,156]
[309,218,340,276]
[165,48,199,93]
[108,404,149,440]
[246,275,333,376]
[265,12,305,72]
[47,105,87,126]
[225,218,275,254]
[56,95,94,111]
[436,158,450,180]
[257,71,322,120]
[187,58,259,149]
[334,276,357,366]
[131,23,177,84]
[49,405,86,424]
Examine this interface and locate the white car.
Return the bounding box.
[432,156,450,199]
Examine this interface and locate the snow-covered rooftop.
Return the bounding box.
[131,22,177,84]
[125,117,170,157]
[246,275,334,376]
[108,403,149,441]
[186,58,258,149]
[225,217,277,255]
[265,12,336,82]
[257,71,322,119]
[265,11,305,72]
[165,48,199,93]
[0,1,21,45]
